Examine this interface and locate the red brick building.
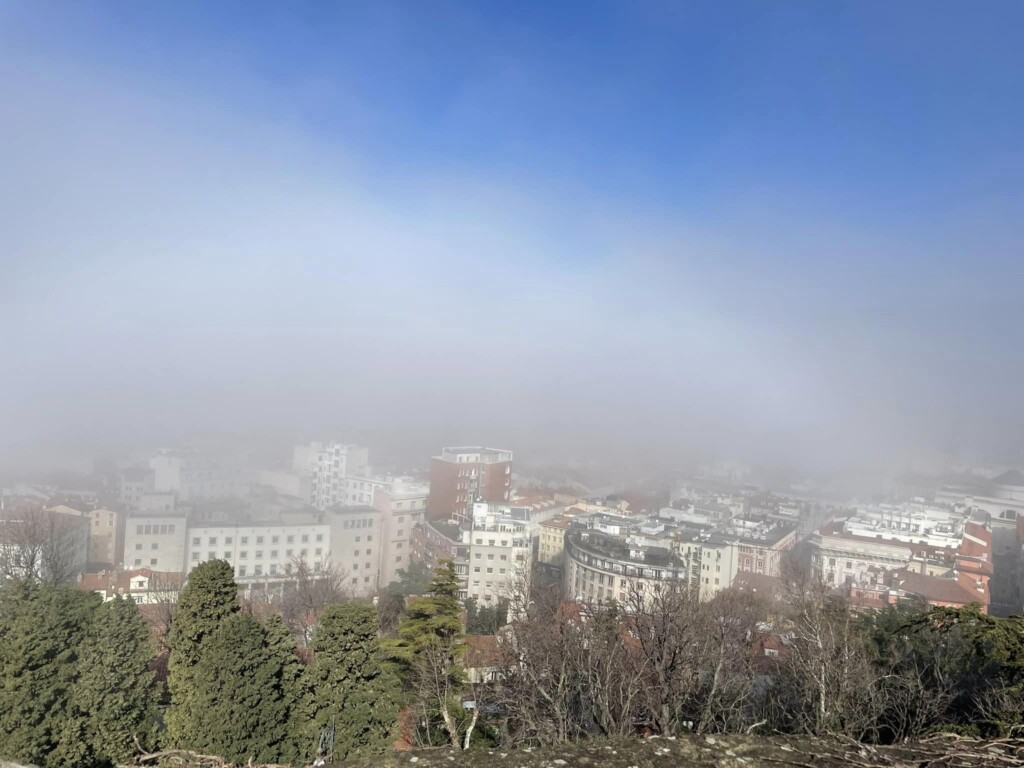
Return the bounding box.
[426,447,513,524]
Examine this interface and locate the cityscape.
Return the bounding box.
[3,1,1024,767]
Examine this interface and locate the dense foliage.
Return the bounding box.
[4,556,1024,767]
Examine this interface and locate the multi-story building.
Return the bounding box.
[373,476,429,588]
[465,502,532,608]
[427,447,513,524]
[149,449,250,501]
[87,507,124,568]
[123,511,188,571]
[185,515,331,583]
[807,500,993,612]
[538,515,575,573]
[117,468,151,510]
[325,505,383,596]
[304,442,370,511]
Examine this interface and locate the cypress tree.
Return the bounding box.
[52,596,159,768]
[0,582,99,767]
[263,613,311,764]
[165,559,239,746]
[310,602,400,760]
[188,613,291,764]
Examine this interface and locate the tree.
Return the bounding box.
[52,596,159,768]
[165,559,239,746]
[0,506,86,585]
[385,560,466,748]
[387,560,432,597]
[188,614,292,764]
[0,581,100,767]
[262,613,311,764]
[310,603,401,760]
[377,590,406,638]
[280,556,351,646]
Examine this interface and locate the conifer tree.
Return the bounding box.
[188,613,291,764]
[386,559,463,666]
[165,559,239,746]
[0,582,99,767]
[52,595,159,768]
[263,613,311,764]
[310,602,400,760]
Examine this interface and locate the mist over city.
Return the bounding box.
[3,3,1024,768]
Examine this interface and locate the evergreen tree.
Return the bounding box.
[386,559,463,666]
[310,603,401,760]
[263,613,311,764]
[165,559,239,746]
[52,596,159,768]
[188,613,291,764]
[0,581,100,767]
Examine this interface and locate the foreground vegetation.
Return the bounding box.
[3,557,1024,767]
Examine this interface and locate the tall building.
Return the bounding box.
[427,447,513,524]
[87,507,124,568]
[302,442,370,511]
[372,476,429,588]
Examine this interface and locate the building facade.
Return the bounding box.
[427,447,513,524]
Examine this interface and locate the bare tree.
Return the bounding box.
[410,634,466,749]
[279,556,351,645]
[0,505,86,585]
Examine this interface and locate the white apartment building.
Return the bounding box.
[373,476,429,588]
[302,442,370,510]
[186,517,331,582]
[149,450,250,501]
[325,505,383,596]
[123,512,188,571]
[465,502,532,607]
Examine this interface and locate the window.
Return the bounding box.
[365,549,372,555]
[150,559,157,566]
[159,524,168,534]
[239,551,247,559]
[191,553,199,561]
[135,543,143,550]
[136,525,143,535]
[396,556,403,563]
[846,561,853,569]
[192,537,200,546]
[487,568,493,574]
[353,563,359,570]
[272,536,279,544]
[355,536,361,543]
[367,534,373,542]
[241,536,248,545]
[270,564,278,575]
[397,529,404,537]
[208,552,215,560]
[238,566,247,577]
[144,525,152,534]
[256,536,264,544]
[270,550,278,558]
[500,569,506,575]
[208,537,217,545]
[287,535,294,544]
[396,542,404,550]
[364,577,370,583]
[303,534,310,543]
[151,542,158,550]
[254,565,263,575]
[474,566,481,573]
[256,551,263,559]
[223,552,231,559]
[315,533,323,543]
[225,536,233,545]
[315,548,322,556]
[286,549,293,557]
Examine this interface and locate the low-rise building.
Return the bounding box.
[124,512,188,571]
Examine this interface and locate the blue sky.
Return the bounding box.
[1,2,1023,472]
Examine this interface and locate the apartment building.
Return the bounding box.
[186,515,330,582]
[123,512,188,571]
[373,476,429,588]
[149,449,250,501]
[87,507,124,567]
[325,505,383,596]
[465,502,532,608]
[303,442,370,510]
[427,447,513,524]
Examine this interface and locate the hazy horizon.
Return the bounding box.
[3,2,1024,478]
